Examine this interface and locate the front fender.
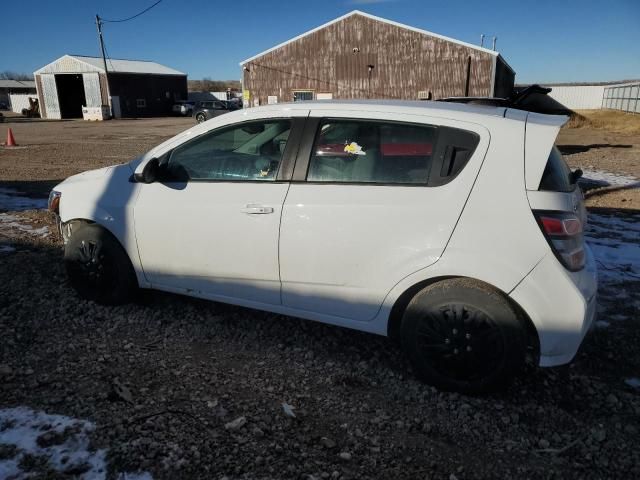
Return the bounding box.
[56,163,147,287]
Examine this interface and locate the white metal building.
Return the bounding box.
[34,54,187,119]
[539,80,640,110]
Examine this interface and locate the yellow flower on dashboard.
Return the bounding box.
[344,142,366,156]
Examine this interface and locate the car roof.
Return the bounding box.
[236,100,569,127]
[243,99,508,121]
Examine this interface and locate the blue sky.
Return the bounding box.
[2,0,639,83]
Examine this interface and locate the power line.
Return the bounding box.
[102,0,164,23]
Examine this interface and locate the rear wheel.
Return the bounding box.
[196,113,206,123]
[64,224,137,305]
[400,278,527,394]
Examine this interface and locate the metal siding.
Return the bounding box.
[35,55,185,76]
[243,14,495,106]
[35,74,46,119]
[40,74,60,119]
[8,94,37,113]
[546,85,606,109]
[82,73,102,107]
[37,56,101,74]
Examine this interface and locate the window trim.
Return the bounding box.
[157,117,305,184]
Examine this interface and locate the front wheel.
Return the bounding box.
[400,279,527,394]
[196,113,206,123]
[64,224,138,305]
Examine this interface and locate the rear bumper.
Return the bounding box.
[509,245,598,367]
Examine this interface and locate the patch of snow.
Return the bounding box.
[0,407,106,479]
[580,170,638,189]
[625,378,640,389]
[0,213,49,238]
[0,407,153,480]
[0,187,47,212]
[586,212,640,283]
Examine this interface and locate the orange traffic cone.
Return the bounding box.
[5,128,17,147]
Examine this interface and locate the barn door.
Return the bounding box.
[40,74,60,119]
[82,73,102,107]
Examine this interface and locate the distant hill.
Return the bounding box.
[188,79,241,92]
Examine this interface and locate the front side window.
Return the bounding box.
[164,120,291,181]
[307,119,437,184]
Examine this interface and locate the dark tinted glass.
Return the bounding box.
[539,146,574,192]
[307,120,437,184]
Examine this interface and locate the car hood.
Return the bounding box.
[56,163,133,188]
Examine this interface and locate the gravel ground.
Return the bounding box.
[1,117,639,479]
[557,125,640,210]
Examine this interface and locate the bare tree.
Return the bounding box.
[0,71,33,81]
[188,78,241,93]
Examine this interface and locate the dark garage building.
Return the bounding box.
[240,10,515,106]
[34,55,187,119]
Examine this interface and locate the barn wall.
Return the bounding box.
[108,73,187,117]
[243,14,496,106]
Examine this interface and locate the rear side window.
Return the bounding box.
[307,119,437,184]
[539,146,574,192]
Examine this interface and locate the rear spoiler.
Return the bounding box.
[438,84,553,112]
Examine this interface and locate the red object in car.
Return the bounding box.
[316,143,433,157]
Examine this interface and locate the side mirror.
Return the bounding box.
[570,168,583,184]
[134,158,160,184]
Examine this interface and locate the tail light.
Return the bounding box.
[533,211,585,271]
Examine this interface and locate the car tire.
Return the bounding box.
[64,224,138,305]
[196,113,206,123]
[400,278,527,394]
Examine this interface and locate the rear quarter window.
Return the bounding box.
[539,146,574,192]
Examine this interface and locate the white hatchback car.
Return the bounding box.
[49,100,597,393]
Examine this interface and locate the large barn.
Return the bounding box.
[34,55,187,119]
[240,11,515,106]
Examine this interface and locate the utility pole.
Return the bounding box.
[95,15,112,115]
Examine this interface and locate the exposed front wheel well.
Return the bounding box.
[387,276,540,359]
[60,218,95,244]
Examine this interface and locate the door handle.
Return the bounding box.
[241,204,274,214]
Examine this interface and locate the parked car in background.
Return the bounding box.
[0,102,8,110]
[49,100,597,394]
[172,101,195,116]
[192,100,233,123]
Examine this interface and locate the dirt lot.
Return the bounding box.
[559,110,640,210]
[0,112,639,479]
